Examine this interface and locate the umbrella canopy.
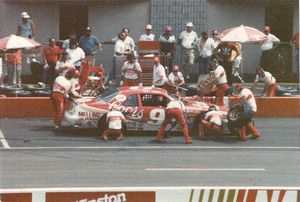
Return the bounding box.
[220,25,267,43]
[0,34,41,51]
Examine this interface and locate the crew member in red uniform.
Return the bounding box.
[120,54,142,86]
[157,100,192,144]
[51,71,73,129]
[251,67,278,97]
[102,106,126,141]
[167,65,185,94]
[198,105,223,140]
[209,59,228,106]
[235,83,260,141]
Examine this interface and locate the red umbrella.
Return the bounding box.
[0,34,41,51]
[220,25,267,43]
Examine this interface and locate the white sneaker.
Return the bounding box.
[54,125,61,130]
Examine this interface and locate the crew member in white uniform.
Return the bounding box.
[167,65,185,94]
[140,24,155,41]
[235,84,260,141]
[55,52,75,76]
[51,71,73,129]
[157,100,191,144]
[102,107,126,141]
[65,40,85,71]
[152,56,167,88]
[121,54,142,86]
[70,70,81,98]
[251,67,277,97]
[209,59,228,106]
[198,105,223,140]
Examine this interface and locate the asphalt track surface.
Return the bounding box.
[0,117,299,189]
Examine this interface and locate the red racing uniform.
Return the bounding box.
[102,110,126,141]
[157,100,191,144]
[51,76,71,127]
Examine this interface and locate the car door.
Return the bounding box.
[139,93,170,131]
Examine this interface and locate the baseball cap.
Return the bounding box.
[264,26,270,32]
[186,22,193,27]
[21,12,30,19]
[146,24,152,30]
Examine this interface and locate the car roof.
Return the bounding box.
[117,86,169,95]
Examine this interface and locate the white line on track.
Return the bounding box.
[0,146,299,150]
[146,168,266,171]
[0,129,10,149]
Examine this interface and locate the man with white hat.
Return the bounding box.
[140,24,155,41]
[178,22,198,80]
[16,11,35,39]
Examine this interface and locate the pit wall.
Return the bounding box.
[0,97,299,118]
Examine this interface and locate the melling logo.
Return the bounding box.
[76,193,126,202]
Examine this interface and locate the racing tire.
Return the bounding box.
[5,89,32,97]
[24,84,47,92]
[227,103,243,131]
[97,114,108,136]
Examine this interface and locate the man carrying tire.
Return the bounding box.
[235,84,260,141]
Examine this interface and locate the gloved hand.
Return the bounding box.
[43,64,49,69]
[120,80,124,86]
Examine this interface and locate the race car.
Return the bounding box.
[65,86,236,135]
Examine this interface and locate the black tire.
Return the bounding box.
[227,103,244,131]
[24,84,46,91]
[97,114,108,136]
[5,90,32,97]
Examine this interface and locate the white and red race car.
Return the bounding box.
[65,86,236,135]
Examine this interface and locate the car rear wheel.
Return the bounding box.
[97,114,108,136]
[227,103,243,131]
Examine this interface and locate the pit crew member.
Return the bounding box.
[70,70,81,98]
[251,67,278,97]
[120,54,142,87]
[152,56,167,88]
[198,105,223,140]
[157,100,192,144]
[55,52,75,76]
[167,65,185,94]
[51,71,73,129]
[209,59,228,106]
[101,107,126,141]
[235,83,260,141]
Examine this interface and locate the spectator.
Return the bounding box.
[78,26,102,66]
[55,52,75,76]
[198,105,223,140]
[5,49,22,87]
[51,70,73,130]
[63,31,77,50]
[209,59,228,106]
[101,106,126,141]
[213,41,239,86]
[260,26,280,73]
[290,32,299,77]
[178,22,198,80]
[152,56,167,88]
[251,67,278,97]
[16,11,35,39]
[167,65,185,95]
[159,26,176,71]
[140,24,155,41]
[156,100,192,144]
[211,30,220,46]
[195,30,217,75]
[122,27,135,51]
[43,37,62,90]
[107,32,132,85]
[235,83,260,141]
[232,42,243,78]
[0,56,6,87]
[65,39,85,71]
[120,54,142,86]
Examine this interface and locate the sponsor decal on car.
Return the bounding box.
[78,111,102,120]
[109,101,143,118]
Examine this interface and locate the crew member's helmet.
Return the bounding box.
[74,70,80,77]
[65,70,74,80]
[235,83,244,92]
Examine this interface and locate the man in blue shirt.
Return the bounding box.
[78,26,102,66]
[17,12,35,39]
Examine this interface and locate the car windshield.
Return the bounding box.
[95,90,119,103]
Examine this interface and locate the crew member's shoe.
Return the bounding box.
[116,134,123,141]
[54,125,61,130]
[247,123,260,139]
[101,135,108,141]
[239,126,247,141]
[186,139,192,144]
